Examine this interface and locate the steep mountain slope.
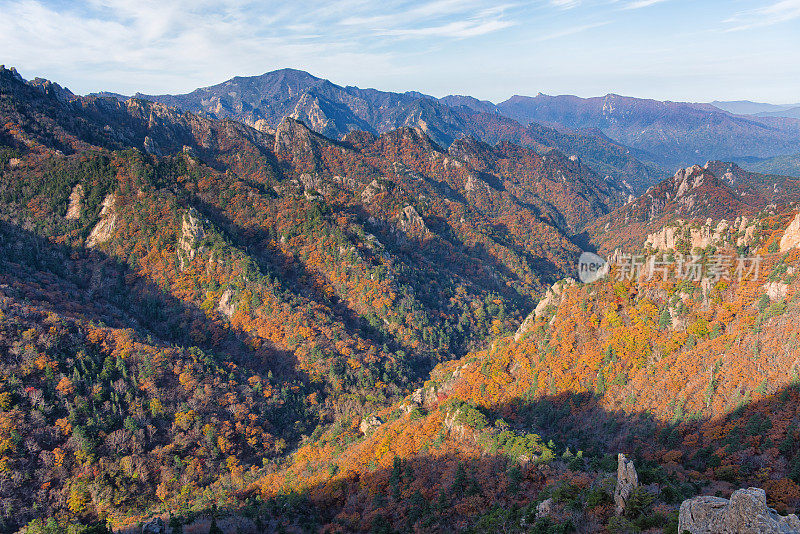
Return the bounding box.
[8,64,800,533]
[242,210,800,533]
[497,93,800,167]
[586,162,800,253]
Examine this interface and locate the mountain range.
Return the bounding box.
[91,67,800,193]
[4,64,800,533]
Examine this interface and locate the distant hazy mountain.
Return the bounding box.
[709,100,800,115]
[741,152,800,177]
[497,93,800,166]
[755,106,800,119]
[439,94,499,115]
[710,100,800,119]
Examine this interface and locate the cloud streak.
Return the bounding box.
[725,0,800,31]
[623,0,669,9]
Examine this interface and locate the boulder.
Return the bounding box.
[614,453,638,515]
[536,498,554,519]
[141,517,165,533]
[763,281,789,302]
[679,487,800,534]
[359,415,382,434]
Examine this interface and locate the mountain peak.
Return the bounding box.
[274,116,317,153]
[256,67,321,81]
[0,65,24,83]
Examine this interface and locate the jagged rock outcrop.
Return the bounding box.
[398,205,429,237]
[217,289,236,319]
[359,415,382,434]
[644,215,761,252]
[404,363,467,412]
[361,179,386,203]
[273,116,318,159]
[614,453,638,515]
[536,498,555,519]
[780,212,800,252]
[143,135,163,156]
[86,194,117,248]
[442,406,470,440]
[514,278,577,341]
[29,76,76,103]
[65,184,84,220]
[177,209,206,269]
[679,487,800,534]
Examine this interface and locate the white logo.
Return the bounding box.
[578,251,608,283]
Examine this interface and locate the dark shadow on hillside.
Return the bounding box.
[144,384,800,533]
[183,191,542,367]
[570,230,598,253]
[0,218,303,380]
[183,195,406,356]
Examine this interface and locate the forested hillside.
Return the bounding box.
[0,65,629,532]
[4,64,800,533]
[246,208,800,532]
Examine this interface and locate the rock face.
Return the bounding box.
[679,487,800,534]
[514,278,577,341]
[398,205,429,237]
[178,209,206,269]
[86,194,117,248]
[780,212,800,252]
[359,415,382,434]
[65,184,84,220]
[273,116,317,159]
[614,453,638,515]
[645,217,755,252]
[217,289,236,319]
[536,498,554,519]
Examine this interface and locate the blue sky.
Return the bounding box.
[1,0,799,103]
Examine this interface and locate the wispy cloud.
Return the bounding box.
[622,0,670,10]
[340,0,517,39]
[550,0,581,9]
[380,19,516,38]
[725,0,800,31]
[533,21,609,41]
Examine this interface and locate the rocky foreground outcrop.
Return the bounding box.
[780,212,800,252]
[614,453,639,515]
[514,278,576,341]
[679,487,800,534]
